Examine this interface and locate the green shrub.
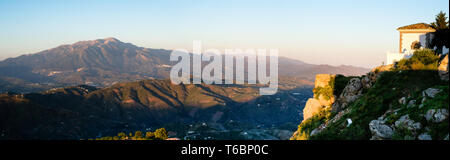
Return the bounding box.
[313,77,335,100]
[292,107,332,140]
[95,128,168,140]
[396,49,440,71]
[154,128,168,140]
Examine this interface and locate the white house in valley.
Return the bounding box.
[386,23,449,65]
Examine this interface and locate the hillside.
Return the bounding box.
[291,49,449,140]
[0,77,312,140]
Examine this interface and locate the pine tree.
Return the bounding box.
[429,11,449,55]
[431,11,449,30]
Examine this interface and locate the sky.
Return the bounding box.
[0,0,448,68]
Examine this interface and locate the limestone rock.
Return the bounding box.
[425,109,449,123]
[369,119,394,140]
[398,97,407,105]
[418,133,432,140]
[361,76,372,89]
[438,54,448,81]
[407,100,416,108]
[332,78,363,112]
[394,115,422,132]
[302,98,324,122]
[422,88,442,98]
[310,128,320,137]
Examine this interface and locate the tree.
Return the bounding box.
[134,131,143,139]
[145,131,155,139]
[431,11,449,30]
[429,11,449,55]
[154,128,168,140]
[118,132,127,139]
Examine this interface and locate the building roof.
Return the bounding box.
[397,23,435,30]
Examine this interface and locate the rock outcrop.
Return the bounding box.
[302,74,335,121]
[293,60,449,140]
[367,86,449,140]
[425,109,449,123]
[438,54,448,81]
[302,99,324,121]
[422,88,442,98]
[394,115,422,134]
[332,78,364,112]
[369,118,394,140]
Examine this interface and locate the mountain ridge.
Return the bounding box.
[0,37,369,93]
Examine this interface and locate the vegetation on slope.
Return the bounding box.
[293,49,449,140]
[94,128,168,140]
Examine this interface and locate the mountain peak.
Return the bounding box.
[102,37,120,43]
[72,37,123,46]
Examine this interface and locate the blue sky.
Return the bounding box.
[0,0,448,68]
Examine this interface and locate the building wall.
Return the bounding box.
[400,32,431,53]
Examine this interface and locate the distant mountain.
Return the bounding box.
[0,37,368,93]
[0,38,174,88]
[277,56,369,82]
[0,78,311,139]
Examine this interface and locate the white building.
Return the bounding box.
[386,23,449,65]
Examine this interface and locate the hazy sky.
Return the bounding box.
[0,0,448,68]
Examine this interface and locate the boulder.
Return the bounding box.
[422,88,442,98]
[394,115,422,132]
[407,100,416,108]
[310,128,321,137]
[369,119,394,140]
[398,97,406,105]
[424,109,449,123]
[418,133,432,140]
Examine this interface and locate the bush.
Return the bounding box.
[396,49,440,71]
[95,128,168,140]
[145,131,155,139]
[134,131,143,139]
[154,128,168,140]
[292,107,332,140]
[313,77,335,100]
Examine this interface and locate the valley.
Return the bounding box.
[0,38,368,140]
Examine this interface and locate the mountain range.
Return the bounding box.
[0,38,370,139]
[0,38,368,93]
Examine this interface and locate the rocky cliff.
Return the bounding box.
[302,74,335,121]
[292,50,449,140]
